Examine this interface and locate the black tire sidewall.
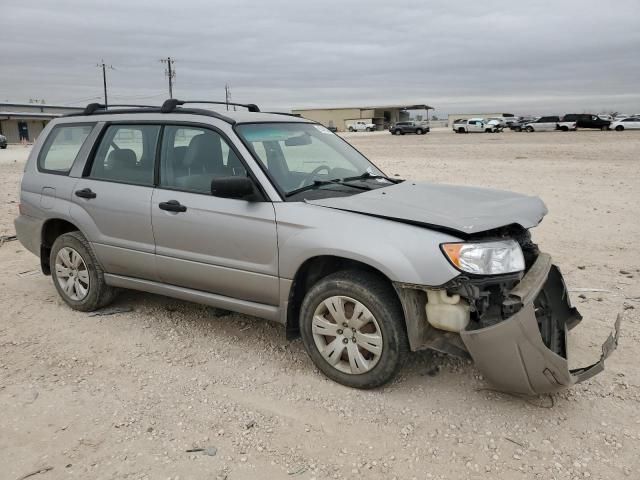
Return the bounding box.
[50,232,109,311]
[299,271,406,389]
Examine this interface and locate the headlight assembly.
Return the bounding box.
[441,240,525,275]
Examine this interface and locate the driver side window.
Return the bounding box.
[160,126,247,194]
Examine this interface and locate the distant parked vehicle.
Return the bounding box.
[0,134,7,149]
[611,117,640,131]
[486,118,505,132]
[597,114,613,122]
[561,114,610,130]
[389,121,429,135]
[347,121,376,132]
[509,117,538,132]
[523,116,576,132]
[452,118,498,133]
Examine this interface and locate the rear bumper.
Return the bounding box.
[14,214,41,256]
[460,253,621,395]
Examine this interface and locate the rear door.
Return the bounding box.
[151,124,279,305]
[70,124,160,280]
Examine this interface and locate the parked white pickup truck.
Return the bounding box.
[452,118,499,133]
[347,120,376,132]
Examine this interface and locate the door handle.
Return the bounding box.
[75,188,97,199]
[159,200,187,213]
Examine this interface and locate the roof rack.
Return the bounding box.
[161,99,260,113]
[264,112,302,118]
[83,103,157,115]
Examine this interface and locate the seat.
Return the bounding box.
[105,148,140,183]
[174,133,226,193]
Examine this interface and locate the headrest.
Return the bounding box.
[106,148,137,170]
[183,133,221,168]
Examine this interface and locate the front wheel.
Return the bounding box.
[394,129,402,135]
[348,127,355,132]
[50,231,116,311]
[415,128,423,135]
[299,270,408,389]
[601,125,609,131]
[615,125,624,131]
[525,126,534,132]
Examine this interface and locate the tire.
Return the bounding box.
[415,128,423,135]
[601,125,609,131]
[485,129,492,133]
[615,125,624,131]
[560,126,568,131]
[366,127,372,132]
[299,270,408,389]
[50,231,116,312]
[0,145,6,149]
[457,128,465,134]
[394,129,401,135]
[348,127,354,132]
[525,126,534,132]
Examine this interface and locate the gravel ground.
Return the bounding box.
[0,129,638,480]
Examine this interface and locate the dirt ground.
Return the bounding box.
[1,129,639,480]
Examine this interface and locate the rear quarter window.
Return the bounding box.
[38,124,94,174]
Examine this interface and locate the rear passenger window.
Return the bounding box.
[38,124,93,173]
[89,125,160,186]
[160,126,246,194]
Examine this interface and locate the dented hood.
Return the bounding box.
[307,181,548,235]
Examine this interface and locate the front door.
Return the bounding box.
[151,125,279,306]
[70,123,160,280]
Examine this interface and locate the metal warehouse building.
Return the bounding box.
[0,103,83,143]
[292,104,434,132]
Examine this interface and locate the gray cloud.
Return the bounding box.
[1,0,639,115]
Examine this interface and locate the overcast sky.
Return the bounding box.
[1,0,639,115]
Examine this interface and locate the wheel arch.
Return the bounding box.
[284,255,401,340]
[40,218,82,275]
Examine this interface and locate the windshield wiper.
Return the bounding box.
[337,172,402,183]
[285,179,370,198]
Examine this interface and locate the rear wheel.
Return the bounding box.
[415,128,423,135]
[457,127,465,133]
[615,125,624,131]
[300,270,408,389]
[348,127,354,132]
[560,126,568,131]
[50,231,116,311]
[601,125,609,131]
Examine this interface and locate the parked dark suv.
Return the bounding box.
[389,121,429,135]
[561,114,611,130]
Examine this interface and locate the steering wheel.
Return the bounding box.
[298,165,332,188]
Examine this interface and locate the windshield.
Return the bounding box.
[236,123,384,196]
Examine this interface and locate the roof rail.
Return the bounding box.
[264,112,302,118]
[83,103,157,114]
[161,99,260,113]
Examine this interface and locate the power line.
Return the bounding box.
[160,57,176,98]
[96,59,114,108]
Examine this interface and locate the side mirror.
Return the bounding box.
[211,176,254,199]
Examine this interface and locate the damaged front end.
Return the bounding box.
[395,236,621,395]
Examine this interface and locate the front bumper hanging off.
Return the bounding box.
[460,253,621,395]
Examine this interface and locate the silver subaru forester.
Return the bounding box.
[14,100,619,393]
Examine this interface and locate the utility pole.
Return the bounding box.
[160,57,176,98]
[96,59,113,108]
[225,84,230,110]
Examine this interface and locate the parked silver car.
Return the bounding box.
[14,100,619,393]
